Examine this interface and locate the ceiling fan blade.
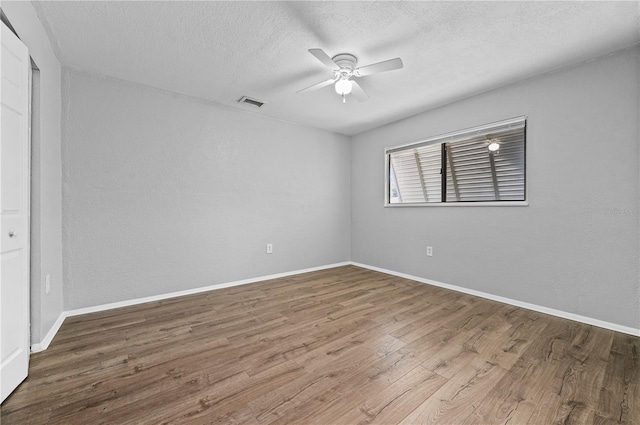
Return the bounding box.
[308,48,338,69]
[296,77,336,94]
[350,80,369,102]
[355,57,403,77]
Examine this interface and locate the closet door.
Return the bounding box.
[1,20,31,403]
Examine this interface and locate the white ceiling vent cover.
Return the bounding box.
[238,96,266,108]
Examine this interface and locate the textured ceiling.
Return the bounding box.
[32,1,639,136]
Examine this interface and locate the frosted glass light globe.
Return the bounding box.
[335,79,353,95]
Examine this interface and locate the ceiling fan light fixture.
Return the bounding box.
[335,79,353,95]
[298,48,403,103]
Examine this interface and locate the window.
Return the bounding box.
[386,117,526,205]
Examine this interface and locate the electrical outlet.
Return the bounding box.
[426,246,433,257]
[45,274,51,294]
[266,243,273,254]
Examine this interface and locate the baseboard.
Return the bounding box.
[64,261,351,319]
[350,261,640,337]
[30,262,350,352]
[30,260,638,353]
[31,311,67,353]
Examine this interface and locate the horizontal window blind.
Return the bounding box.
[386,117,525,154]
[492,130,525,201]
[389,144,440,203]
[387,117,526,205]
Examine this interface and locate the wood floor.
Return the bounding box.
[1,266,638,424]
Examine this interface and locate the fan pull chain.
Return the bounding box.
[342,93,346,104]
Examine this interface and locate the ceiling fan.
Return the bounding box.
[297,48,403,103]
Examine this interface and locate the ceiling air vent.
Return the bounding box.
[238,96,265,108]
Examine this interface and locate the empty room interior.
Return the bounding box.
[1,1,640,424]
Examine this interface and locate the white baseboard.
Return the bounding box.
[64,262,350,318]
[30,261,351,352]
[30,259,638,353]
[31,311,67,353]
[65,261,351,317]
[350,261,640,337]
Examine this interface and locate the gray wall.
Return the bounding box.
[8,4,637,340]
[61,69,351,310]
[3,2,64,345]
[351,47,640,329]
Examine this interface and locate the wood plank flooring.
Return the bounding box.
[1,265,638,424]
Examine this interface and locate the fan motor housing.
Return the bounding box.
[332,53,357,71]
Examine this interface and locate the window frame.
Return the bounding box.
[384,117,529,207]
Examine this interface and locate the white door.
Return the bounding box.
[1,21,31,403]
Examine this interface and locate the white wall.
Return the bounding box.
[351,47,640,329]
[2,2,64,345]
[61,69,351,310]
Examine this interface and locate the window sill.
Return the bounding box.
[384,201,529,208]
